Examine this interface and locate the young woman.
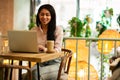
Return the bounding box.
[33,4,63,53]
[23,4,63,80]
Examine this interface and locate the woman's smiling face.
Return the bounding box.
[39,9,51,26]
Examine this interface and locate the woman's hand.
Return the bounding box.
[38,45,47,52]
[38,45,57,53]
[106,77,111,80]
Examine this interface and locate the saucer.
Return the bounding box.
[46,50,55,53]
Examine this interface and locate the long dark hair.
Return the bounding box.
[36,4,56,41]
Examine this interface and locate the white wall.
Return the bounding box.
[14,0,30,30]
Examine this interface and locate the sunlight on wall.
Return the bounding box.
[14,0,30,30]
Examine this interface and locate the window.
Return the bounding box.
[35,0,120,34]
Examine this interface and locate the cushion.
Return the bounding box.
[40,62,60,74]
[31,63,60,80]
[41,71,58,80]
[60,73,68,80]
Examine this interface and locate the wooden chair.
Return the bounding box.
[0,64,32,80]
[57,48,72,80]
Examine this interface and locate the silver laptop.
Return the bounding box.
[7,30,39,53]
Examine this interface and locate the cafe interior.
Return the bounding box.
[0,0,120,80]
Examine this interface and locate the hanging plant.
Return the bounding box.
[101,7,114,28]
[68,17,85,37]
[84,15,92,37]
[85,24,91,37]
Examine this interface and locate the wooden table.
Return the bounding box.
[0,52,64,80]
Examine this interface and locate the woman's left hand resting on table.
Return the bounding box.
[38,45,56,53]
[38,45,47,52]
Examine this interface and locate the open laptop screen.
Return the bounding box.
[7,30,39,53]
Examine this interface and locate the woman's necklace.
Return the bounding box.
[43,30,47,34]
[41,26,47,34]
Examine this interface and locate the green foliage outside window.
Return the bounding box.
[68,17,86,37]
[28,14,36,30]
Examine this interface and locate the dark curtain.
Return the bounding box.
[30,0,35,22]
[76,0,80,18]
[30,0,41,22]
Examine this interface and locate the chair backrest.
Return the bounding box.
[57,48,72,80]
[0,64,32,80]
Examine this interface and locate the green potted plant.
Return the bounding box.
[68,17,85,37]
